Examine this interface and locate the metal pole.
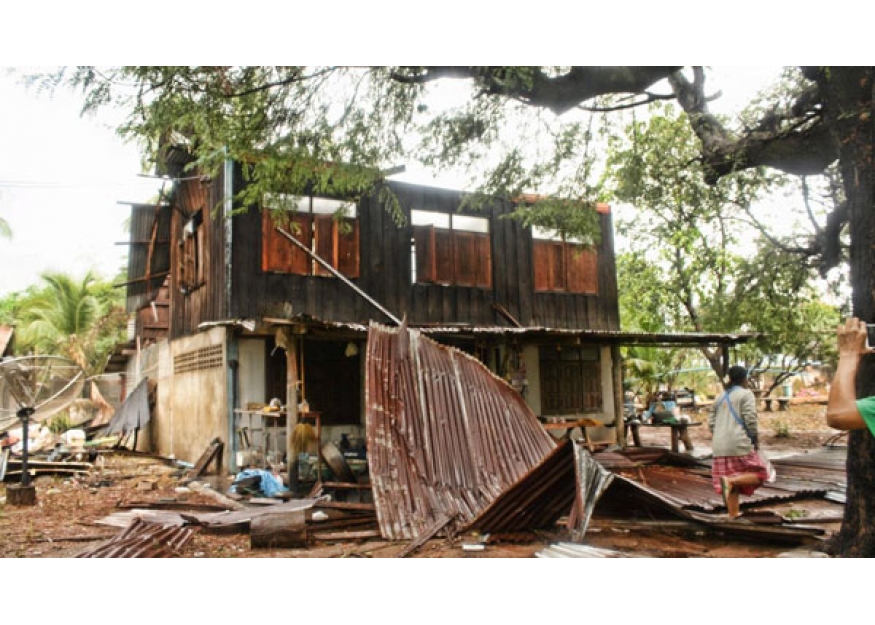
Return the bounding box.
[276,227,402,325]
[18,406,34,487]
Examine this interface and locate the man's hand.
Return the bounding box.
[837,317,875,359]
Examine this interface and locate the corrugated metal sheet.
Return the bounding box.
[125,203,172,313]
[267,315,755,347]
[365,321,558,540]
[77,518,199,558]
[465,440,576,534]
[602,447,847,513]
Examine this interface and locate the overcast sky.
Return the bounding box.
[0,66,784,297]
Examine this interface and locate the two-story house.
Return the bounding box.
[117,151,693,472]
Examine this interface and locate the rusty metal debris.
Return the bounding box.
[77,517,199,558]
[365,321,558,540]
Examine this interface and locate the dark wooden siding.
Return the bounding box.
[225,178,618,332]
[169,172,228,338]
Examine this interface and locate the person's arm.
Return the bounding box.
[708,394,720,433]
[826,317,873,430]
[740,390,759,447]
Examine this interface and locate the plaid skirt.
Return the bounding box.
[712,451,769,496]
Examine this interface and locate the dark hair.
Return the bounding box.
[728,366,748,385]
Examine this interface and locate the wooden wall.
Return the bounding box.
[169,173,229,339]
[225,178,619,331]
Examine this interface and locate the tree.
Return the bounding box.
[607,106,841,389]
[14,272,127,376]
[44,65,874,555]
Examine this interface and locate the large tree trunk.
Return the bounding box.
[818,67,875,556]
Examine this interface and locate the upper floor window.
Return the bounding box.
[261,195,360,278]
[411,209,491,288]
[532,227,598,294]
[180,209,205,291]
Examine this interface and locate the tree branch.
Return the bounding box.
[389,66,683,115]
[669,68,838,183]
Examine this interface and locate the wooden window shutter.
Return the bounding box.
[434,229,454,284]
[337,218,360,278]
[314,214,335,276]
[262,211,311,274]
[533,240,551,291]
[565,244,598,294]
[534,240,565,291]
[453,231,479,287]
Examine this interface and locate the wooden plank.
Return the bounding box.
[310,529,382,541]
[182,437,223,481]
[397,513,453,558]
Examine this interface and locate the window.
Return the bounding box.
[532,227,598,294]
[539,345,602,415]
[411,210,491,288]
[261,195,360,278]
[180,209,205,291]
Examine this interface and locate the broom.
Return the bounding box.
[290,339,315,457]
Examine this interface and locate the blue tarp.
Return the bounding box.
[229,468,288,497]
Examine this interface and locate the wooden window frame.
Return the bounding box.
[533,239,598,295]
[261,196,360,279]
[411,212,492,288]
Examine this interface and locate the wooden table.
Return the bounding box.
[626,421,702,453]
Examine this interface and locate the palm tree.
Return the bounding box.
[17,272,124,375]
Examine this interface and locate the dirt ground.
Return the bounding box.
[0,401,842,558]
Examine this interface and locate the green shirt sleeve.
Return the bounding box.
[855,396,875,438]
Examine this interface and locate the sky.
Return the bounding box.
[0,66,785,298]
[0,69,163,295]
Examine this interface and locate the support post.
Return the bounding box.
[285,333,300,495]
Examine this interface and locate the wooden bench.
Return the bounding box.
[626,421,702,453]
[541,417,611,452]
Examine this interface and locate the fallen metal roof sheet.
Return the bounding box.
[365,321,558,540]
[78,518,199,558]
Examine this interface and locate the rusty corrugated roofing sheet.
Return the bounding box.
[365,321,558,540]
[77,518,198,558]
[596,447,847,515]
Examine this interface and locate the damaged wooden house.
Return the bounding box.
[116,150,628,464]
[111,151,751,531]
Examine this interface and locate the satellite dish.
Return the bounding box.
[0,355,85,490]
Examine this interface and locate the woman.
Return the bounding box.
[709,365,770,518]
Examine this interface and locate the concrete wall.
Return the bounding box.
[165,327,229,465]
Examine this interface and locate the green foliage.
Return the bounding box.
[607,105,841,382]
[47,412,72,435]
[11,272,127,376]
[773,419,791,438]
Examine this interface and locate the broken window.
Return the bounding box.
[179,209,205,291]
[261,195,360,278]
[539,345,602,415]
[411,210,491,288]
[532,227,598,294]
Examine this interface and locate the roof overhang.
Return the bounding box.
[256,316,757,348]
